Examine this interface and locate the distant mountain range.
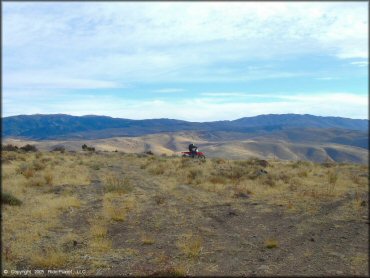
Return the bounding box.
[2,113,368,163]
[2,113,368,140]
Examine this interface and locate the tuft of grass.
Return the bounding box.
[90,238,112,252]
[32,160,46,171]
[2,192,22,206]
[44,171,53,185]
[29,175,47,187]
[177,233,203,259]
[209,175,228,184]
[104,204,126,222]
[104,175,133,194]
[148,164,166,175]
[31,250,68,268]
[141,235,155,245]
[328,170,338,185]
[188,169,203,181]
[91,224,108,238]
[265,239,278,249]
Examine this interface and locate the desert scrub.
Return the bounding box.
[104,174,133,194]
[2,192,22,206]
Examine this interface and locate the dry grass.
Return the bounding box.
[141,234,155,245]
[265,239,279,249]
[31,249,68,268]
[91,224,108,238]
[177,233,203,259]
[2,150,368,274]
[104,174,133,194]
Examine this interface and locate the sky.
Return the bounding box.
[2,1,368,121]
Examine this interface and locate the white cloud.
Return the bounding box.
[2,2,368,120]
[3,2,368,88]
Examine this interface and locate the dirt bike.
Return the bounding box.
[181,149,206,161]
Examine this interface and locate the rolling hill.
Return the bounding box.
[2,114,368,163]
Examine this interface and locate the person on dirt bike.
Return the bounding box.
[188,143,198,158]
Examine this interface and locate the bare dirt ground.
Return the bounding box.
[2,151,369,276]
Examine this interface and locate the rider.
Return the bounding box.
[188,143,198,157]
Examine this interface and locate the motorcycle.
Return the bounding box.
[181,148,206,160]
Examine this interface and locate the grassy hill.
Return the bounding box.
[2,150,368,276]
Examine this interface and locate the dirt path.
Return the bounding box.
[52,155,368,276]
[99,160,368,276]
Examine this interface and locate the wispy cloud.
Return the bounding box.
[3,2,368,120]
[350,61,368,67]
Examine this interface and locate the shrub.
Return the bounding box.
[20,144,38,152]
[2,144,19,151]
[2,192,22,206]
[52,146,65,153]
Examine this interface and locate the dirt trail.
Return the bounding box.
[99,160,368,276]
[50,155,368,276]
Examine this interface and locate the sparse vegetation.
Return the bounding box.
[1,150,368,276]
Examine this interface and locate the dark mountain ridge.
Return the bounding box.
[2,113,368,142]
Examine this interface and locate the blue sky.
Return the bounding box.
[3,2,368,121]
